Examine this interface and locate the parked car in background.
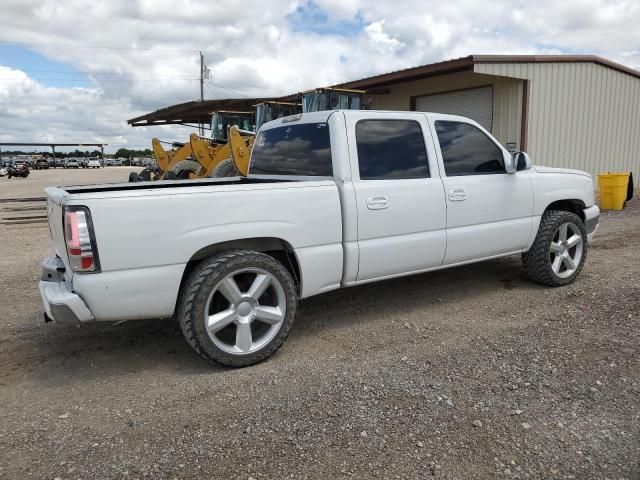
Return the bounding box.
[38,110,600,368]
[64,159,80,169]
[34,159,50,170]
[87,158,101,168]
[7,163,29,178]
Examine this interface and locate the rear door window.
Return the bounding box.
[356,119,429,180]
[250,123,332,176]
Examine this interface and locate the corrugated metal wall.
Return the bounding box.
[475,62,640,187]
[366,70,523,149]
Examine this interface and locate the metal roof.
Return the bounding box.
[127,97,277,127]
[335,54,640,90]
[128,55,640,127]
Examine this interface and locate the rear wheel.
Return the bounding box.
[522,210,587,286]
[177,250,297,367]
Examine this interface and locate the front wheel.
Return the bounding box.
[522,210,587,287]
[177,250,297,367]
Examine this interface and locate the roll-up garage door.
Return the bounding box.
[414,86,493,131]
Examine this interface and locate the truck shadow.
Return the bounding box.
[26,256,533,383]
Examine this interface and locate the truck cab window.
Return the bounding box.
[250,123,332,176]
[356,119,429,180]
[435,121,505,176]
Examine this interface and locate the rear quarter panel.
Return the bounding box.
[66,181,343,320]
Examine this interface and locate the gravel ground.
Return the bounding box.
[0,170,638,479]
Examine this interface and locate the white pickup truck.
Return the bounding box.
[39,110,600,367]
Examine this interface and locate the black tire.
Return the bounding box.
[139,168,152,181]
[522,210,587,287]
[212,158,237,177]
[177,250,298,367]
[168,159,201,180]
[128,172,140,182]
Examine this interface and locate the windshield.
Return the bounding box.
[302,92,327,113]
[302,91,362,112]
[250,123,332,176]
[256,103,301,130]
[210,113,255,141]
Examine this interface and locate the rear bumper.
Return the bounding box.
[583,205,600,242]
[39,257,94,325]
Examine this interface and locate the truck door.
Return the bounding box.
[429,116,534,264]
[345,112,447,282]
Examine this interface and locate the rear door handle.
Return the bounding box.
[367,195,389,210]
[448,188,467,201]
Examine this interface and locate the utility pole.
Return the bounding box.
[199,51,205,135]
[200,51,204,103]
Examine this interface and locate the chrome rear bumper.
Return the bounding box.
[39,256,94,325]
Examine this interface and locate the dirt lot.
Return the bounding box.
[0,169,638,479]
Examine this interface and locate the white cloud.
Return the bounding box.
[0,0,638,151]
[365,20,404,54]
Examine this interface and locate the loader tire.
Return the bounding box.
[212,158,237,177]
[170,160,201,179]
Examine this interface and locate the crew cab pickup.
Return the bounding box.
[39,110,600,367]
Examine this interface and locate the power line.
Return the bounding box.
[3,68,200,78]
[203,81,217,99]
[205,79,249,98]
[0,39,197,53]
[0,75,200,83]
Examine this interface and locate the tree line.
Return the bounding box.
[0,148,153,158]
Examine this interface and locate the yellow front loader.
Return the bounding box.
[131,111,254,182]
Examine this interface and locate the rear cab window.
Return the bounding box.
[250,122,332,176]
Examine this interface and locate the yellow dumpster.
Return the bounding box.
[598,172,630,210]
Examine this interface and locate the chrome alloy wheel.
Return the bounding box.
[549,222,584,278]
[204,268,287,355]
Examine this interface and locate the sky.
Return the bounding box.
[0,0,639,153]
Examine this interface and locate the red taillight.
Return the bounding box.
[64,207,99,273]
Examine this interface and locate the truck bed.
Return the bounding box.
[45,176,344,321]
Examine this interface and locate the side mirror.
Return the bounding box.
[510,151,532,172]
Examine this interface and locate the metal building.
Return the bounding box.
[337,55,640,188]
[129,55,639,187]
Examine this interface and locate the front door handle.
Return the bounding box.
[448,188,467,201]
[367,195,389,210]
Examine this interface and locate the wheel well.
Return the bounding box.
[544,199,586,220]
[179,237,302,297]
